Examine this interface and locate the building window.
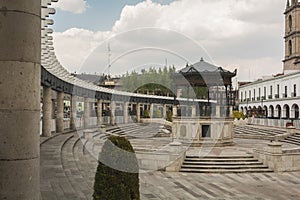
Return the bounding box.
[264,87,266,99]
[249,91,251,101]
[241,92,243,102]
[269,86,273,99]
[276,84,280,98]
[289,40,292,55]
[293,84,296,97]
[254,89,256,100]
[285,86,288,98]
[289,15,292,31]
[259,88,261,97]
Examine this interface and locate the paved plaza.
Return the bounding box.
[40,125,300,200]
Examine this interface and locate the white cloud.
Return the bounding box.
[53,0,286,79]
[53,28,110,72]
[52,0,88,14]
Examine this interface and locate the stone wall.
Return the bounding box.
[254,142,300,172]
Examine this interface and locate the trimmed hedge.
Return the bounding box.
[93,136,140,200]
[233,111,246,120]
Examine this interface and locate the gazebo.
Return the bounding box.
[171,57,237,117]
[171,58,237,146]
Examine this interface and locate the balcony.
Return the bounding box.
[283,93,287,98]
[256,97,260,101]
[275,94,279,99]
[252,97,255,101]
[261,96,266,100]
[291,92,296,97]
[268,95,272,99]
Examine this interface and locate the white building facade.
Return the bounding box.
[238,1,300,128]
[239,72,300,120]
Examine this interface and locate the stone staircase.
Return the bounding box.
[105,123,169,138]
[234,125,286,137]
[180,155,273,173]
[280,133,300,146]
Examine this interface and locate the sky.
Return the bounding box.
[50,0,287,83]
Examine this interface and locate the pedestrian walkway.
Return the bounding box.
[40,126,300,199]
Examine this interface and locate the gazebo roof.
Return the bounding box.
[180,58,234,74]
[172,58,237,86]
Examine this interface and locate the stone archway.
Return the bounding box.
[276,105,282,118]
[283,104,290,119]
[292,104,299,119]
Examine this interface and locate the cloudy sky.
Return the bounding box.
[51,0,286,83]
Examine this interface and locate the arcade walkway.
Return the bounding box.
[40,129,300,200]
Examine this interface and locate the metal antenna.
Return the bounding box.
[107,43,111,80]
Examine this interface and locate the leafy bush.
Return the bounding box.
[233,111,246,120]
[153,109,162,118]
[143,110,150,118]
[93,136,140,200]
[166,110,172,122]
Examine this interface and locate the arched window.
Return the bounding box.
[289,40,292,55]
[289,15,292,31]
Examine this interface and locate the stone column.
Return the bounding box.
[84,98,90,128]
[216,105,221,117]
[163,104,167,119]
[70,95,77,130]
[267,142,283,172]
[229,106,233,118]
[42,86,52,137]
[191,105,196,117]
[172,105,178,118]
[124,102,129,124]
[150,103,154,118]
[56,91,64,133]
[137,103,141,123]
[110,101,116,125]
[97,99,103,126]
[0,1,41,199]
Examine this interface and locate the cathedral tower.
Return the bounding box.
[283,0,300,72]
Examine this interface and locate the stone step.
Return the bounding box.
[181,164,268,170]
[281,139,300,146]
[283,137,300,143]
[184,158,259,162]
[181,153,273,173]
[234,126,285,136]
[186,155,254,159]
[234,126,286,134]
[180,168,274,173]
[60,135,88,200]
[288,135,300,140]
[182,161,263,166]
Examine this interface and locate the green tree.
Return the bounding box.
[93,136,140,200]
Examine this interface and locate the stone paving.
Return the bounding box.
[40,127,300,200]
